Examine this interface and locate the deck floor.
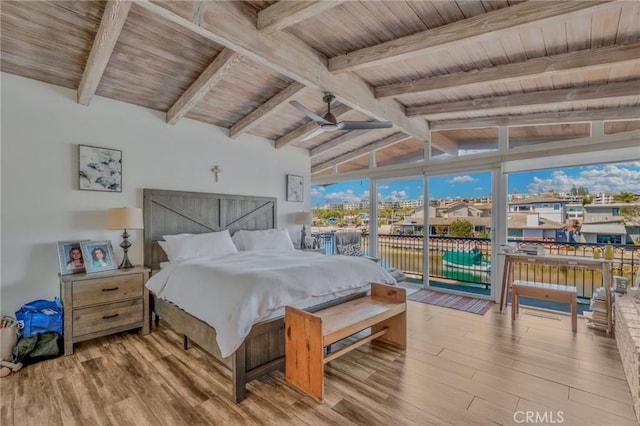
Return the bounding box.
[0,301,635,425]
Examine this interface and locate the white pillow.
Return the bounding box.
[158,233,194,261]
[157,241,173,261]
[238,229,295,251]
[231,231,245,251]
[162,230,238,260]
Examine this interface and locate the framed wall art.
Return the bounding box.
[286,174,303,202]
[57,240,90,275]
[80,240,118,273]
[78,144,122,192]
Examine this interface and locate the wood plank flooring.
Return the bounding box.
[1,301,636,425]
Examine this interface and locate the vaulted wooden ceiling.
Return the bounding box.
[2,1,639,176]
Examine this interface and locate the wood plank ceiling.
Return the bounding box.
[2,1,639,176]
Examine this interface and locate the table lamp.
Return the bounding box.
[107,207,144,269]
[294,211,313,249]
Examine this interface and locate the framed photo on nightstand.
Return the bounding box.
[57,240,90,275]
[80,241,117,273]
[287,174,303,202]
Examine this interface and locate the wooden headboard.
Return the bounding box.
[143,188,277,270]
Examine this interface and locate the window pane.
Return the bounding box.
[430,128,498,159]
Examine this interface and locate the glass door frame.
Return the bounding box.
[423,167,502,301]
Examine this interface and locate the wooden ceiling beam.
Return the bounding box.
[77,1,131,106]
[407,80,640,118]
[310,130,371,159]
[138,1,429,140]
[229,82,306,139]
[376,151,424,168]
[257,1,344,34]
[275,104,350,149]
[329,1,616,73]
[311,133,411,174]
[429,107,640,130]
[375,42,640,99]
[167,48,241,125]
[429,132,460,157]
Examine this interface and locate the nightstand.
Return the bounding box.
[59,266,150,355]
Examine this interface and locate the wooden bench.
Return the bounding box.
[285,283,406,401]
[511,280,578,332]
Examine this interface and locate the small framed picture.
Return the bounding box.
[79,144,122,192]
[57,240,90,275]
[287,174,303,202]
[80,241,118,273]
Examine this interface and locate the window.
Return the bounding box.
[612,208,620,216]
[553,204,560,210]
[596,235,622,244]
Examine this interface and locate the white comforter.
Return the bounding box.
[146,250,396,357]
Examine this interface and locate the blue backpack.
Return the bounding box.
[15,298,63,338]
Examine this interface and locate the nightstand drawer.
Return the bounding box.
[72,274,143,308]
[72,298,143,337]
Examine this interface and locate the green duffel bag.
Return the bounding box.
[12,332,61,365]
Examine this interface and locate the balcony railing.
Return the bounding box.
[312,231,640,299]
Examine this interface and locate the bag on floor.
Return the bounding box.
[15,298,63,338]
[12,332,61,365]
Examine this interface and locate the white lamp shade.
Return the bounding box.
[107,207,144,230]
[294,211,312,225]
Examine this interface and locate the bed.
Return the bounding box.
[143,188,395,402]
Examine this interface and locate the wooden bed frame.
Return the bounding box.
[143,188,364,402]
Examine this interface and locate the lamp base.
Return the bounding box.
[118,229,134,269]
[118,253,134,269]
[300,225,307,249]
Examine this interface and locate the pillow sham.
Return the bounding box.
[337,242,363,256]
[238,229,295,251]
[162,230,238,261]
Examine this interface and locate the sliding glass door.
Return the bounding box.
[426,171,495,297]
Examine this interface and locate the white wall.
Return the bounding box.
[0,73,311,316]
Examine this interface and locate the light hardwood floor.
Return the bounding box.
[1,301,636,426]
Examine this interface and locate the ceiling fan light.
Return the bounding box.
[321,124,338,131]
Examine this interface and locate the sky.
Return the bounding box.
[311,161,640,207]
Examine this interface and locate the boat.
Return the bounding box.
[442,250,492,272]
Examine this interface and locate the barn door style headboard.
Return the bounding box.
[143,188,277,270]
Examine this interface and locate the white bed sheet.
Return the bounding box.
[146,250,396,357]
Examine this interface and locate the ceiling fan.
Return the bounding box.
[290,94,393,141]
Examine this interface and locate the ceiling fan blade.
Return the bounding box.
[300,125,327,142]
[336,121,393,130]
[289,101,331,125]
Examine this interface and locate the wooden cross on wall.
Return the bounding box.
[211,165,222,182]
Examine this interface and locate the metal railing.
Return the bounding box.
[312,231,640,299]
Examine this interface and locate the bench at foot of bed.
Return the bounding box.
[285,283,406,402]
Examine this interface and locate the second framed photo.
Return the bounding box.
[80,241,118,273]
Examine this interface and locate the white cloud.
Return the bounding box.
[325,189,357,203]
[527,165,640,194]
[474,187,483,191]
[447,175,477,184]
[324,189,369,203]
[310,186,325,198]
[381,190,408,202]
